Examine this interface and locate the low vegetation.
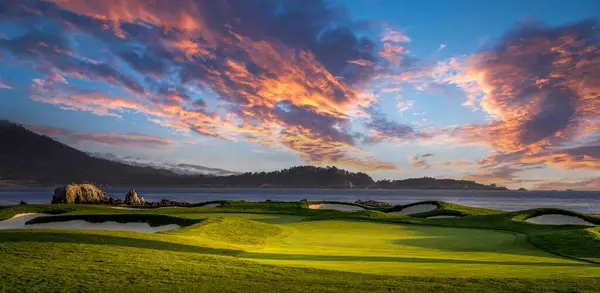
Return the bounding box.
[0,204,73,221]
[1,200,599,292]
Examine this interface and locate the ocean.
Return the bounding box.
[1,187,599,213]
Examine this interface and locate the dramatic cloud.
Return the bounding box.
[0,2,597,185]
[25,125,174,147]
[513,139,600,169]
[0,0,401,171]
[418,21,600,177]
[0,27,145,95]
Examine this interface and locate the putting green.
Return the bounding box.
[233,219,600,278]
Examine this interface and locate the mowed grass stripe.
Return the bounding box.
[235,219,600,278]
[2,234,599,293]
[1,202,600,292]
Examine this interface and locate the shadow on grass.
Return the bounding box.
[529,228,600,262]
[0,230,242,256]
[387,225,556,259]
[239,252,596,267]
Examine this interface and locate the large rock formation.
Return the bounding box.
[52,184,110,204]
[124,189,145,206]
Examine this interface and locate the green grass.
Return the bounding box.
[0,205,74,220]
[1,201,599,292]
[2,230,599,293]
[237,219,600,278]
[529,227,600,263]
[168,217,283,248]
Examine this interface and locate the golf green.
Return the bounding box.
[237,219,600,278]
[1,202,599,292]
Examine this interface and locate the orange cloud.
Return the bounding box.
[420,21,600,174]
[278,125,397,171]
[25,124,174,147]
[50,0,215,42]
[5,0,399,171]
[519,151,600,170]
[348,59,375,67]
[30,86,162,119]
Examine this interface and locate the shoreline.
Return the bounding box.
[1,185,597,192]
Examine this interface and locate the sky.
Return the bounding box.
[0,0,598,190]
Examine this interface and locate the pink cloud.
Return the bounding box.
[25,124,174,147]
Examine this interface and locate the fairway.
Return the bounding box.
[238,219,599,278]
[1,202,600,292]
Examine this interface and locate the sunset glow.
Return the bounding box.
[0,0,598,189]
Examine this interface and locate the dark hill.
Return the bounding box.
[375,177,508,190]
[0,122,373,187]
[0,121,506,190]
[215,166,374,188]
[0,121,181,185]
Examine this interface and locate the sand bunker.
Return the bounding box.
[0,213,51,229]
[0,213,179,233]
[199,203,221,208]
[426,215,460,219]
[390,204,437,215]
[308,203,365,211]
[525,214,597,226]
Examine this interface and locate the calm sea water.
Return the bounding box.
[1,188,599,213]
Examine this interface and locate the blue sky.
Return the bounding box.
[0,0,598,189]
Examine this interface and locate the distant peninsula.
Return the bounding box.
[0,121,507,190]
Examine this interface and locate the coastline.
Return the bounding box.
[0,181,515,191]
[1,183,595,192]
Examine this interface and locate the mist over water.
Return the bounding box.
[1,188,599,213]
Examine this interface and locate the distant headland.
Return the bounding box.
[0,121,508,190]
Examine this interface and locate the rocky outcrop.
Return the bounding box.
[355,199,393,207]
[124,189,145,206]
[52,184,110,204]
